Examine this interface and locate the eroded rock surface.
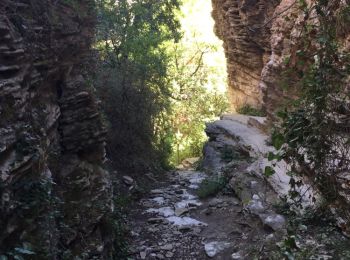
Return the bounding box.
[200,114,350,258]
[203,114,290,232]
[211,0,350,237]
[0,1,112,258]
[211,0,281,110]
[212,0,350,118]
[204,114,292,197]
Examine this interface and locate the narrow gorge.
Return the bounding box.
[1,0,350,259]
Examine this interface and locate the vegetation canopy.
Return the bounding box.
[93,0,228,172]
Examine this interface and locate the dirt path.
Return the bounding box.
[127,114,350,259]
[128,169,277,260]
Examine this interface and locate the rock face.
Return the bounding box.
[0,1,112,258]
[212,0,350,117]
[203,114,292,199]
[203,114,292,231]
[260,0,306,119]
[211,0,281,111]
[211,0,350,234]
[210,0,299,114]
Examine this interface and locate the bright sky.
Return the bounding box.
[180,0,227,93]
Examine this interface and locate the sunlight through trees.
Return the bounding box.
[93,0,228,170]
[168,0,229,164]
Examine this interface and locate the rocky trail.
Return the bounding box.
[126,114,350,260]
[128,168,277,260]
[126,115,288,260]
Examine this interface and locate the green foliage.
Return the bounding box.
[110,196,131,260]
[236,104,266,117]
[269,1,350,206]
[264,166,275,177]
[271,199,350,260]
[271,132,285,150]
[266,2,350,257]
[0,177,58,258]
[168,83,228,165]
[161,0,229,165]
[94,0,181,172]
[196,176,228,198]
[94,0,228,170]
[220,145,247,163]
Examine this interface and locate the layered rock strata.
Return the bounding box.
[0,0,112,258]
[211,0,281,111]
[211,0,350,234]
[212,0,350,116]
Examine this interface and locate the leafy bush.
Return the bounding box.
[156,0,229,165]
[94,0,229,170]
[94,0,181,172]
[196,176,228,198]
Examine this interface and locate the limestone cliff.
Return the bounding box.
[260,0,310,119]
[211,0,299,114]
[211,0,350,235]
[211,0,350,116]
[211,0,281,111]
[0,0,112,258]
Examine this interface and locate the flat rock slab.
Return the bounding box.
[259,213,286,231]
[166,216,207,227]
[123,175,134,185]
[204,241,232,258]
[146,207,175,217]
[151,197,166,205]
[175,207,189,216]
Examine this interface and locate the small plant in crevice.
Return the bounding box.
[220,145,249,163]
[221,145,237,163]
[196,176,228,198]
[194,157,204,171]
[273,196,298,217]
[236,104,266,117]
[0,176,60,259]
[109,195,132,260]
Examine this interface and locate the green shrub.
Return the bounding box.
[110,195,131,259]
[196,176,228,198]
[220,145,249,163]
[236,104,266,117]
[94,0,181,173]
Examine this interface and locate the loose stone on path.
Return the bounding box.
[204,241,232,258]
